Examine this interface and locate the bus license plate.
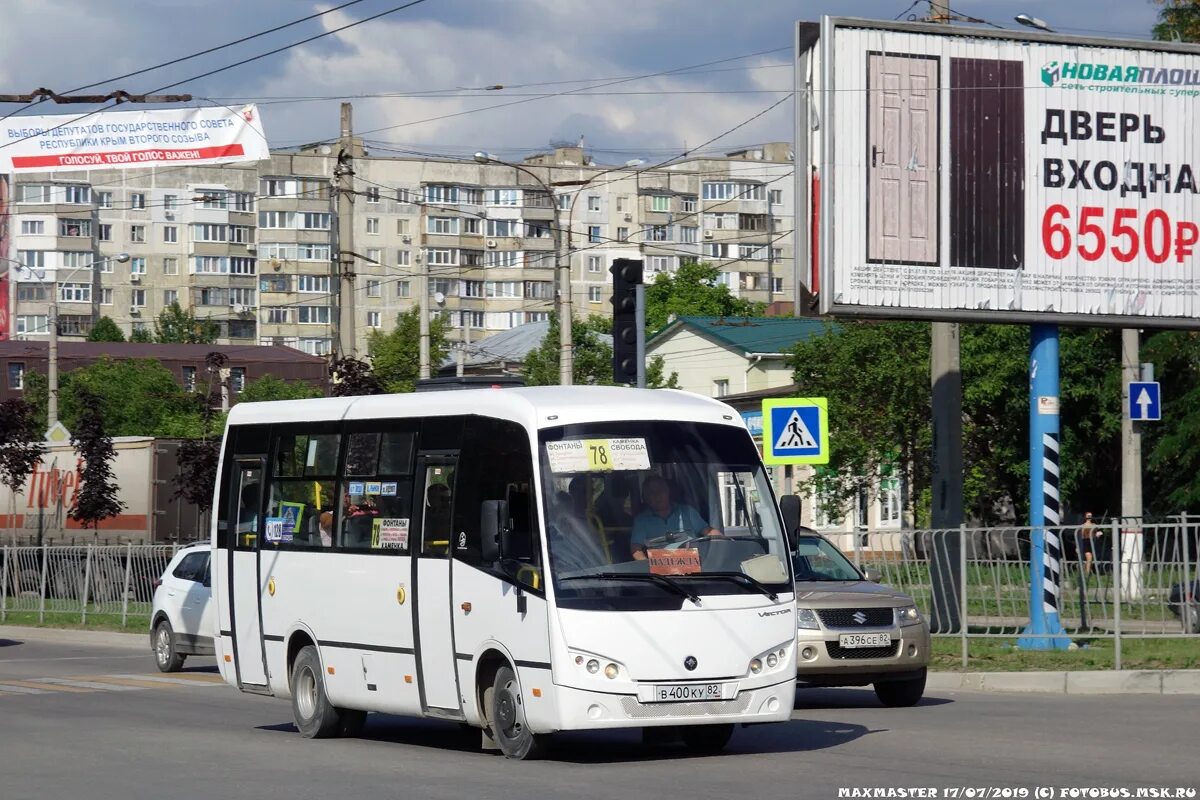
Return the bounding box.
[838,632,892,649]
[653,683,722,702]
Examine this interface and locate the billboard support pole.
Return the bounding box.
[1119,329,1145,600]
[1019,324,1069,649]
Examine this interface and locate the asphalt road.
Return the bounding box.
[0,632,1194,800]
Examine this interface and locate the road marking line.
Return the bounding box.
[34,677,144,691]
[110,674,226,687]
[0,679,95,693]
[84,676,180,689]
[0,683,52,694]
[160,673,225,684]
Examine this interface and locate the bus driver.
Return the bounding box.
[630,475,719,560]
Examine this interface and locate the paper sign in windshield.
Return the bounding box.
[545,438,650,473]
[647,548,702,575]
[372,518,410,550]
[265,517,285,544]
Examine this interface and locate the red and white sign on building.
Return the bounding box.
[0,105,269,173]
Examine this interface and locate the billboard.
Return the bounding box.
[798,18,1200,327]
[0,105,268,173]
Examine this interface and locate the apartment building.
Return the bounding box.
[4,142,794,357]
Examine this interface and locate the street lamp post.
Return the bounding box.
[474,152,572,385]
[5,253,131,430]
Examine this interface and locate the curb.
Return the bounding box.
[928,669,1200,695]
[0,624,148,651]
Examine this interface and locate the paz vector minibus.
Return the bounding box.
[211,386,797,759]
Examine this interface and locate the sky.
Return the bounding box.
[0,0,1166,164]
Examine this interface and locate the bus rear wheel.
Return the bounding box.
[680,723,734,754]
[485,665,549,760]
[290,645,342,739]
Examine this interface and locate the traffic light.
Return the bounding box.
[610,258,643,385]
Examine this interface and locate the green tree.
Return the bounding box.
[154,302,220,344]
[644,261,763,333]
[525,314,678,387]
[239,374,324,403]
[87,317,126,343]
[1142,331,1200,511]
[130,327,154,343]
[367,306,450,392]
[69,387,125,535]
[330,357,386,396]
[1152,0,1200,41]
[23,357,203,438]
[0,398,44,540]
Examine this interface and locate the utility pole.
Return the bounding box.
[334,102,357,358]
[1120,329,1145,599]
[418,202,430,380]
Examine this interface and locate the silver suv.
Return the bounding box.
[790,532,930,706]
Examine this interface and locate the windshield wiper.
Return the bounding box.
[675,570,779,601]
[560,573,702,606]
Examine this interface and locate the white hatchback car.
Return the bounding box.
[150,543,215,672]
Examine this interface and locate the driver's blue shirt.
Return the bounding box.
[631,503,710,548]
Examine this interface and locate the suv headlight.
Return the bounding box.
[896,605,922,626]
[796,607,820,630]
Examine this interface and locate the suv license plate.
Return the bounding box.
[839,632,892,649]
[652,683,722,702]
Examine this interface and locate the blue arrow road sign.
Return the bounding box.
[1129,381,1161,422]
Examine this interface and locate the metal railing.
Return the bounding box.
[1,544,182,627]
[820,521,1199,668]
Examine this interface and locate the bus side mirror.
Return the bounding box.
[480,500,508,563]
[779,495,801,552]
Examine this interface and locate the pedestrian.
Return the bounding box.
[1078,512,1099,577]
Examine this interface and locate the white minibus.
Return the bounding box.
[212,386,796,758]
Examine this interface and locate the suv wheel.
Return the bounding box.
[874,668,927,707]
[153,620,185,672]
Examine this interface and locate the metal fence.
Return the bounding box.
[1,544,182,627]
[822,520,1199,667]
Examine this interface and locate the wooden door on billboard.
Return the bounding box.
[949,58,1025,269]
[867,53,939,265]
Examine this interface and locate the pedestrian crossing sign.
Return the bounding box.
[761,398,829,465]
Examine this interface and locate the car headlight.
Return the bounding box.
[796,607,820,630]
[896,605,922,626]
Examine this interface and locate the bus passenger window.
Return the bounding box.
[235,466,262,550]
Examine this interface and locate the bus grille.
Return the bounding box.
[620,693,751,719]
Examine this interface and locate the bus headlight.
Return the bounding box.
[749,658,763,674]
[586,659,600,673]
[604,663,619,680]
[766,653,778,668]
[896,605,922,626]
[796,608,820,630]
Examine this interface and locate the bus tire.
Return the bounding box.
[153,620,185,673]
[485,665,548,760]
[290,645,341,739]
[337,709,368,738]
[680,723,734,754]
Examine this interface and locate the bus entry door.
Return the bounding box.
[231,459,268,687]
[412,455,462,713]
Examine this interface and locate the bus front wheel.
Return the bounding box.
[290,645,342,739]
[485,665,549,760]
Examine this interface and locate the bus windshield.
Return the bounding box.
[539,420,792,610]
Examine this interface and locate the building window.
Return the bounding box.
[367,280,381,298]
[486,189,520,206]
[16,316,49,336]
[229,225,251,244]
[163,257,179,275]
[648,256,672,274]
[300,212,330,230]
[298,306,331,324]
[367,311,382,328]
[130,225,146,243]
[193,223,226,242]
[96,192,113,209]
[297,275,330,293]
[131,257,147,274]
[130,193,146,209]
[258,211,294,229]
[680,226,698,244]
[365,187,380,203]
[587,255,602,273]
[20,220,44,235]
[396,281,411,298]
[426,248,457,266]
[300,338,332,356]
[98,224,112,242]
[297,243,330,261]
[588,286,601,303]
[366,217,380,235]
[682,196,697,213]
[588,226,601,243]
[587,195,601,212]
[164,289,178,306]
[485,219,520,238]
[524,281,553,299]
[59,218,91,237]
[58,283,91,303]
[616,196,627,212]
[771,277,784,295]
[879,473,902,528]
[616,226,628,241]
[428,216,459,235]
[17,285,48,302]
[18,251,46,269]
[396,218,410,235]
[199,191,227,209]
[182,366,196,392]
[365,248,382,265]
[131,288,147,307]
[163,194,177,210]
[64,185,90,204]
[396,249,410,266]
[769,189,783,205]
[229,367,246,393]
[651,195,670,213]
[712,379,729,398]
[7,363,25,390]
[100,288,113,305]
[163,225,178,243]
